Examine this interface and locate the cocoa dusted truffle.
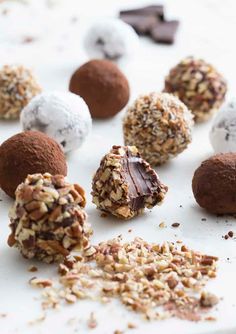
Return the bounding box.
[123,92,193,166]
[91,145,167,219]
[8,173,92,263]
[0,131,67,198]
[69,59,130,118]
[164,57,227,122]
[192,153,236,214]
[0,65,41,120]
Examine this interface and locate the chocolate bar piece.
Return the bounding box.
[120,5,164,21]
[120,13,159,35]
[151,20,179,44]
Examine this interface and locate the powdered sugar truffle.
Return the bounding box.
[20,92,92,153]
[210,99,236,153]
[84,18,139,62]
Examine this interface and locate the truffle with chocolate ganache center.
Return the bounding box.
[192,153,236,214]
[0,131,67,198]
[91,145,168,219]
[69,59,130,119]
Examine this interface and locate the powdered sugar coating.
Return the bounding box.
[210,99,236,153]
[21,91,92,153]
[84,18,139,61]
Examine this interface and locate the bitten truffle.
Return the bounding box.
[91,145,167,219]
[192,153,236,214]
[210,99,236,153]
[0,65,41,120]
[84,18,139,62]
[20,92,92,153]
[8,173,92,263]
[69,59,130,118]
[0,131,67,198]
[123,92,193,165]
[164,57,227,122]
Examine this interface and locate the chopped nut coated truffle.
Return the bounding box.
[8,173,92,263]
[0,65,41,120]
[164,57,227,122]
[91,145,167,219]
[123,92,193,165]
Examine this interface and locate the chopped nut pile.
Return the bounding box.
[34,237,219,321]
[92,145,167,219]
[8,173,93,263]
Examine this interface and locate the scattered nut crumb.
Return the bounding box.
[29,277,53,288]
[127,322,137,329]
[205,316,216,321]
[0,313,7,318]
[159,222,166,228]
[28,313,46,325]
[28,265,38,272]
[87,312,97,329]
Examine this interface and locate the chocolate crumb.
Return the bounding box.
[22,36,36,44]
[100,212,108,218]
[172,222,180,228]
[0,313,7,318]
[223,234,229,240]
[201,218,207,221]
[128,229,132,233]
[228,231,234,238]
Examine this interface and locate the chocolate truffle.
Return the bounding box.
[69,59,130,119]
[91,145,167,219]
[84,18,139,62]
[8,173,92,263]
[210,99,236,153]
[20,92,92,153]
[0,131,67,198]
[0,65,41,120]
[192,153,236,214]
[164,57,227,122]
[123,92,193,166]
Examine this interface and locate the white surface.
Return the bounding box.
[1,0,236,333]
[21,91,92,153]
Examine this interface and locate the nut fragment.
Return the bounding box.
[92,145,167,219]
[8,173,92,263]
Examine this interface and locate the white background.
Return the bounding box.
[0,0,236,333]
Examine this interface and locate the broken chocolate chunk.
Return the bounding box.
[151,20,179,44]
[91,145,168,219]
[120,13,159,35]
[120,5,165,21]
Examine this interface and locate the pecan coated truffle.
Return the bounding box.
[69,59,130,118]
[0,65,41,120]
[92,145,167,219]
[164,57,227,122]
[8,173,92,263]
[0,131,67,198]
[123,92,193,166]
[192,153,236,214]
